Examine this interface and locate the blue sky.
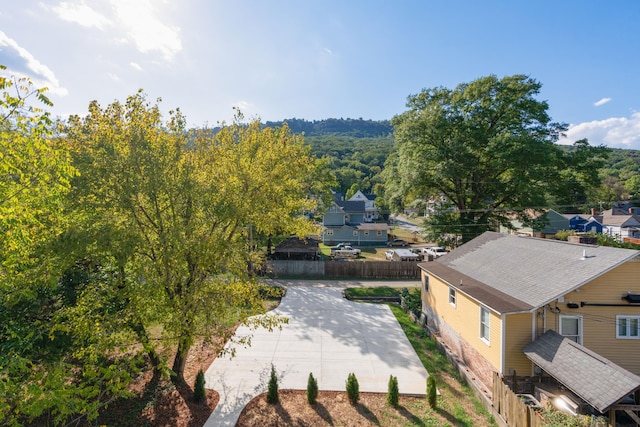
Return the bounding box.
[1,1,639,148]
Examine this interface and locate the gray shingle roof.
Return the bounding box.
[523,330,640,413]
[436,231,639,309]
[336,200,365,213]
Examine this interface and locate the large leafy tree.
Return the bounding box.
[388,74,608,245]
[0,68,134,426]
[62,93,327,382]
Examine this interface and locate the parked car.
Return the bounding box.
[387,238,408,247]
[410,248,425,261]
[332,246,361,257]
[424,246,448,258]
[330,242,353,254]
[390,249,421,262]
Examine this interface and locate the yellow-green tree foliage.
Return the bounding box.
[62,92,328,380]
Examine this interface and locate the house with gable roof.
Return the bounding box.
[347,190,380,222]
[321,199,389,245]
[563,211,603,234]
[419,232,640,417]
[600,205,640,242]
[499,209,570,238]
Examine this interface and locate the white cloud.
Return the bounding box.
[107,72,119,81]
[130,62,143,71]
[0,31,68,96]
[594,97,612,107]
[49,0,182,61]
[559,112,640,149]
[323,47,333,54]
[52,1,111,30]
[110,0,182,61]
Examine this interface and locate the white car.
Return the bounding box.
[424,246,448,258]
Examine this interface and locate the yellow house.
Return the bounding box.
[419,231,640,414]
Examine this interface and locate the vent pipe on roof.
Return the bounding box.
[580,250,587,260]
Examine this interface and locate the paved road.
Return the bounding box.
[202,279,427,426]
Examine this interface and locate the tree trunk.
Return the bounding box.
[129,319,162,378]
[172,337,191,383]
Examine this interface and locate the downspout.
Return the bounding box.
[501,313,506,376]
[531,311,536,376]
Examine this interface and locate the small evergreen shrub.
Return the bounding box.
[266,364,279,404]
[387,375,399,407]
[306,372,318,405]
[427,375,437,409]
[346,372,359,405]
[193,369,206,403]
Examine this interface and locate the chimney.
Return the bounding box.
[591,208,597,216]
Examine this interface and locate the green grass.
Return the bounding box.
[389,304,497,426]
[344,286,405,298]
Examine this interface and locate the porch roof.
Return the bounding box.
[523,330,640,413]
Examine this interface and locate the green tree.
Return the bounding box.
[427,375,437,409]
[266,364,279,404]
[624,175,640,200]
[345,183,360,200]
[346,372,359,405]
[306,372,318,404]
[387,375,399,407]
[62,94,325,383]
[193,369,206,403]
[0,67,137,426]
[389,75,607,245]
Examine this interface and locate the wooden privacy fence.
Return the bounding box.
[493,372,544,427]
[266,260,421,279]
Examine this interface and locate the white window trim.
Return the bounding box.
[616,315,640,339]
[448,286,456,307]
[480,306,490,345]
[364,230,369,236]
[559,314,583,345]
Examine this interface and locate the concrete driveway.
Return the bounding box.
[203,280,428,426]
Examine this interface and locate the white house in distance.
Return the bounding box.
[598,205,640,242]
[348,190,379,222]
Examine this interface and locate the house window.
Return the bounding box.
[422,275,429,293]
[353,230,358,236]
[559,315,582,344]
[376,230,382,236]
[448,286,456,307]
[326,230,333,236]
[617,315,640,339]
[480,306,490,344]
[364,230,369,236]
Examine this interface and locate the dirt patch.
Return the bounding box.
[237,372,493,427]
[89,340,220,427]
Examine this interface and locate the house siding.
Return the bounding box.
[322,226,356,245]
[552,260,640,374]
[503,312,536,377]
[323,210,345,226]
[421,270,502,388]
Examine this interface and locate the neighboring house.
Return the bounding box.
[564,212,604,234]
[600,206,640,242]
[321,200,389,245]
[499,209,570,237]
[419,232,640,415]
[347,190,379,222]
